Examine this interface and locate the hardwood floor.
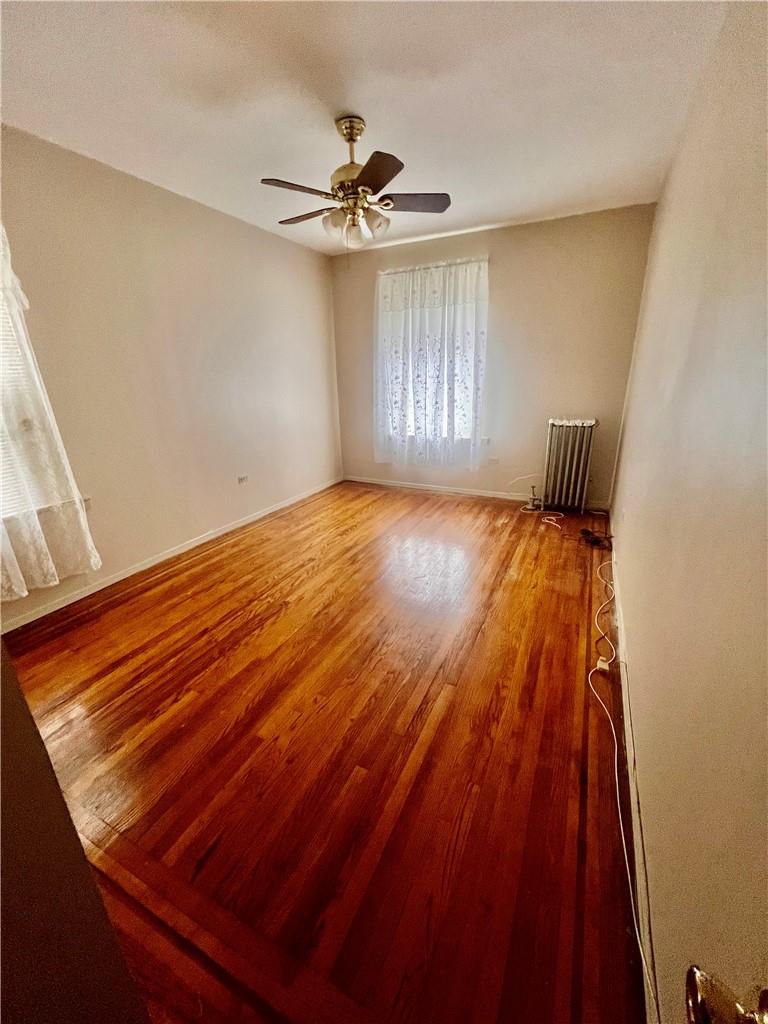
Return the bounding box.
[6,481,645,1023]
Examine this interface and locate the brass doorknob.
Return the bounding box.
[686,966,768,1024]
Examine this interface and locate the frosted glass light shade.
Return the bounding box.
[344,222,367,250]
[322,208,347,239]
[365,208,390,238]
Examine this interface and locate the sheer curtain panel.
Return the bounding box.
[1,226,101,601]
[374,257,488,468]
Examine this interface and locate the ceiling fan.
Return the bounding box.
[261,115,451,249]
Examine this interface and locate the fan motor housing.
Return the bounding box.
[331,161,363,190]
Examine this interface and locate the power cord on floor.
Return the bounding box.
[588,560,661,1024]
[519,505,565,529]
[516,488,657,1014]
[511,474,607,533]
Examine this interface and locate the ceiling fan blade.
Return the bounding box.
[279,207,337,225]
[380,193,451,213]
[354,152,404,194]
[261,178,336,200]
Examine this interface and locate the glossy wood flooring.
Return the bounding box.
[7,482,645,1024]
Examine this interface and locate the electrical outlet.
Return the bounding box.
[237,474,248,485]
[488,456,499,464]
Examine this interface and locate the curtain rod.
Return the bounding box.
[378,256,489,276]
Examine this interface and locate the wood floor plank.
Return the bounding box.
[74,809,375,1024]
[98,876,276,1024]
[6,482,645,1024]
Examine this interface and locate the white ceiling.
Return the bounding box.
[2,2,724,255]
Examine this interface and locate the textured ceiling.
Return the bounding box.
[1,2,724,254]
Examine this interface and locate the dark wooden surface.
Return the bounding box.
[2,646,150,1024]
[6,481,645,1023]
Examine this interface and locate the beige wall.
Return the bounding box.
[611,5,767,1020]
[1,128,341,630]
[331,206,653,506]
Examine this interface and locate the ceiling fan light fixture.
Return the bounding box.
[262,115,451,242]
[322,207,347,239]
[365,207,390,239]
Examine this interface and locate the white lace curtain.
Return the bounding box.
[1,225,101,601]
[374,257,488,468]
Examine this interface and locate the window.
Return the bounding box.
[1,226,100,600]
[373,257,488,468]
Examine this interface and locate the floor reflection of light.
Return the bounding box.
[383,535,471,607]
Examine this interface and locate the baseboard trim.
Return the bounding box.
[345,475,610,510]
[2,476,343,633]
[611,549,660,1021]
[345,475,532,502]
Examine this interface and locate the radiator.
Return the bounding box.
[542,418,597,512]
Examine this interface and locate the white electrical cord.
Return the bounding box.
[518,505,565,529]
[514,489,657,1012]
[541,511,564,530]
[588,560,661,1024]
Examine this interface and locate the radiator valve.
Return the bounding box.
[522,485,541,512]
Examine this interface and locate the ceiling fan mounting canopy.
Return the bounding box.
[261,114,451,248]
[335,114,366,144]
